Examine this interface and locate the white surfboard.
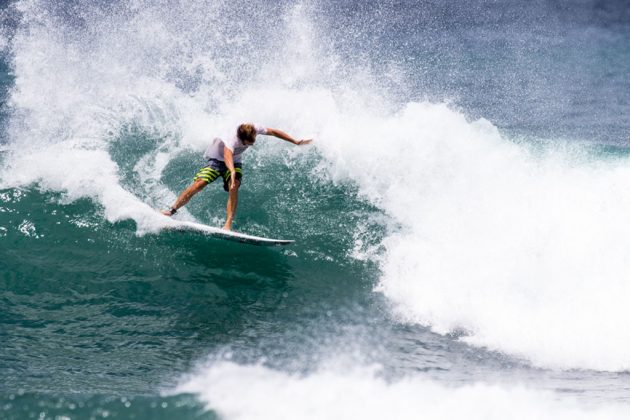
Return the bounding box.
[166,219,294,246]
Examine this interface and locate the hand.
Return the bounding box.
[296,139,313,145]
[229,171,236,190]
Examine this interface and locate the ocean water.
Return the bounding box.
[2,0,630,418]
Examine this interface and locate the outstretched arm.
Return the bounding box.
[265,128,313,146]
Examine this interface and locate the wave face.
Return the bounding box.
[2,0,630,418]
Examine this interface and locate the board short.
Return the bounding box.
[193,159,243,192]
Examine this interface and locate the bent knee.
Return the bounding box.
[192,179,209,190]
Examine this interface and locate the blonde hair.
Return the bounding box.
[237,123,257,142]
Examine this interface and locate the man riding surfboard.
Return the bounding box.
[162,123,312,231]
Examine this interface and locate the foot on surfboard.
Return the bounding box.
[161,207,177,216]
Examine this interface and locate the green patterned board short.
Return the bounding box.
[194,159,243,192]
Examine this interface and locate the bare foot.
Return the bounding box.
[222,223,232,231]
[161,208,175,216]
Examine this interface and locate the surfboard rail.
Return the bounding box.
[166,220,294,246]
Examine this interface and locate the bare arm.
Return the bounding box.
[265,128,313,145]
[224,145,237,190]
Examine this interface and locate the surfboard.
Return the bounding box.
[166,219,294,246]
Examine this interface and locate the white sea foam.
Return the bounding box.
[173,361,630,420]
[307,97,630,371]
[2,0,630,372]
[316,101,630,371]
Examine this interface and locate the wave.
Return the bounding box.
[300,92,630,371]
[330,102,630,371]
[2,0,630,373]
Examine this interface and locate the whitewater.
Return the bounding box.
[1,0,630,419]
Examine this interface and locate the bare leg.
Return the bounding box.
[162,179,208,216]
[223,179,240,230]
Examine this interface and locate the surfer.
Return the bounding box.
[161,123,312,230]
